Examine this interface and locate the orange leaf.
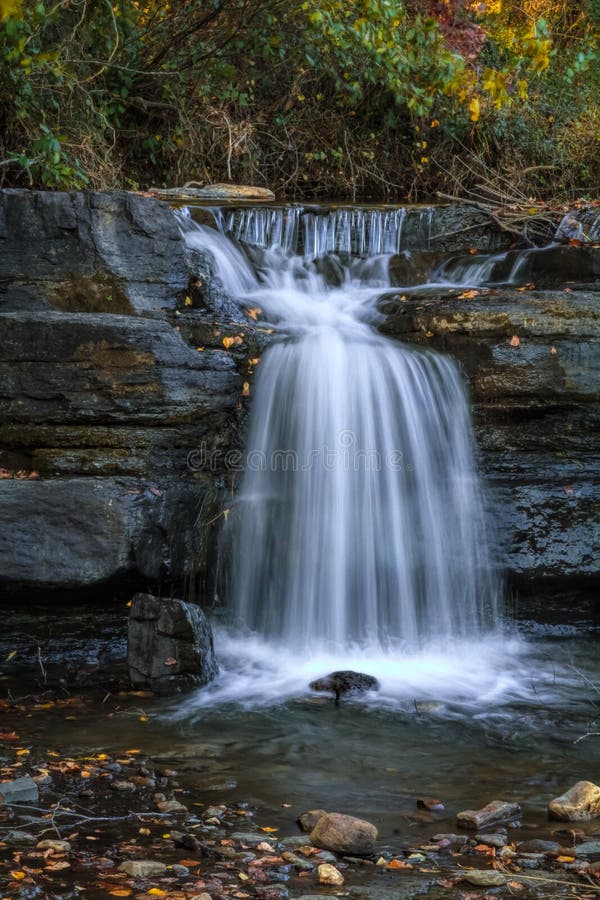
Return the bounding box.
[457,289,479,300]
[557,855,575,863]
[509,335,520,347]
[223,336,235,349]
[387,859,413,870]
[10,871,26,880]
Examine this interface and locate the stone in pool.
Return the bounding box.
[548,781,600,821]
[309,670,380,703]
[310,812,378,855]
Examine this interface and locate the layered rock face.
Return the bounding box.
[380,283,599,600]
[0,190,597,611]
[0,190,245,600]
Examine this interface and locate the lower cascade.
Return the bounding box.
[182,209,501,661]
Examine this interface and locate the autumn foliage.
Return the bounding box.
[0,0,598,198]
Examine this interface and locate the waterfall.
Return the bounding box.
[179,206,500,659]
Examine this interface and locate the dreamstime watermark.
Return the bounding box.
[187,429,410,473]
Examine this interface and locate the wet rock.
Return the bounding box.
[317,863,344,885]
[315,850,337,863]
[189,894,212,900]
[37,839,71,852]
[128,593,217,694]
[549,781,600,821]
[298,810,328,832]
[171,864,190,875]
[462,869,507,887]
[0,776,39,804]
[474,833,507,848]
[457,801,521,830]
[6,831,37,845]
[308,671,380,702]
[118,860,168,876]
[0,189,188,315]
[282,851,314,871]
[280,835,312,849]
[432,833,468,846]
[112,780,137,792]
[575,841,600,858]
[518,839,559,853]
[231,832,270,846]
[310,812,378,856]
[156,798,189,814]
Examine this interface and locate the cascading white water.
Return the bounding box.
[181,207,500,662]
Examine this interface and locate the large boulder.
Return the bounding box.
[128,592,218,694]
[548,781,600,822]
[310,813,378,856]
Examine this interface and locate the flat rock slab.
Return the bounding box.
[0,776,39,804]
[118,860,167,877]
[549,781,600,821]
[457,800,521,830]
[462,869,507,887]
[149,184,276,201]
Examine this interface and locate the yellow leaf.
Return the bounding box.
[196,346,205,352]
[16,748,30,756]
[184,296,192,307]
[469,96,480,122]
[6,649,17,661]
[139,827,151,836]
[148,890,167,896]
[109,891,132,897]
[242,382,250,397]
[239,872,250,881]
[247,307,262,321]
[557,855,575,863]
[125,749,140,755]
[10,871,26,881]
[223,336,235,349]
[260,826,278,833]
[0,0,21,19]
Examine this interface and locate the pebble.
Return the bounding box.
[118,860,167,877]
[156,799,188,813]
[189,894,212,900]
[232,832,272,846]
[462,869,507,886]
[318,863,344,885]
[575,841,600,858]
[474,833,507,848]
[6,831,37,846]
[518,839,559,853]
[171,864,190,875]
[112,780,137,792]
[37,839,71,852]
[315,850,337,863]
[282,851,314,871]
[280,835,312,849]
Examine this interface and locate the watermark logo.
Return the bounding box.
[187,429,407,473]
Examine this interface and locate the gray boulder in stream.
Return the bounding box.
[128,593,217,694]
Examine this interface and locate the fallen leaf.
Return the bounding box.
[242,382,250,397]
[387,859,413,870]
[260,826,278,833]
[10,871,26,880]
[184,296,193,306]
[147,890,167,896]
[509,335,520,347]
[550,346,557,354]
[223,336,235,349]
[45,861,71,871]
[109,890,132,897]
[6,650,17,661]
[164,657,177,667]
[457,289,479,300]
[557,855,575,863]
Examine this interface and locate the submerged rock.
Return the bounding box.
[462,869,507,887]
[118,860,167,877]
[309,671,380,702]
[128,593,217,695]
[457,800,521,830]
[310,812,378,856]
[297,809,328,833]
[549,781,600,821]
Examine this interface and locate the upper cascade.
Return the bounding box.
[213,206,435,257]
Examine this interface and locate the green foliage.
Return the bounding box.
[0,0,598,198]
